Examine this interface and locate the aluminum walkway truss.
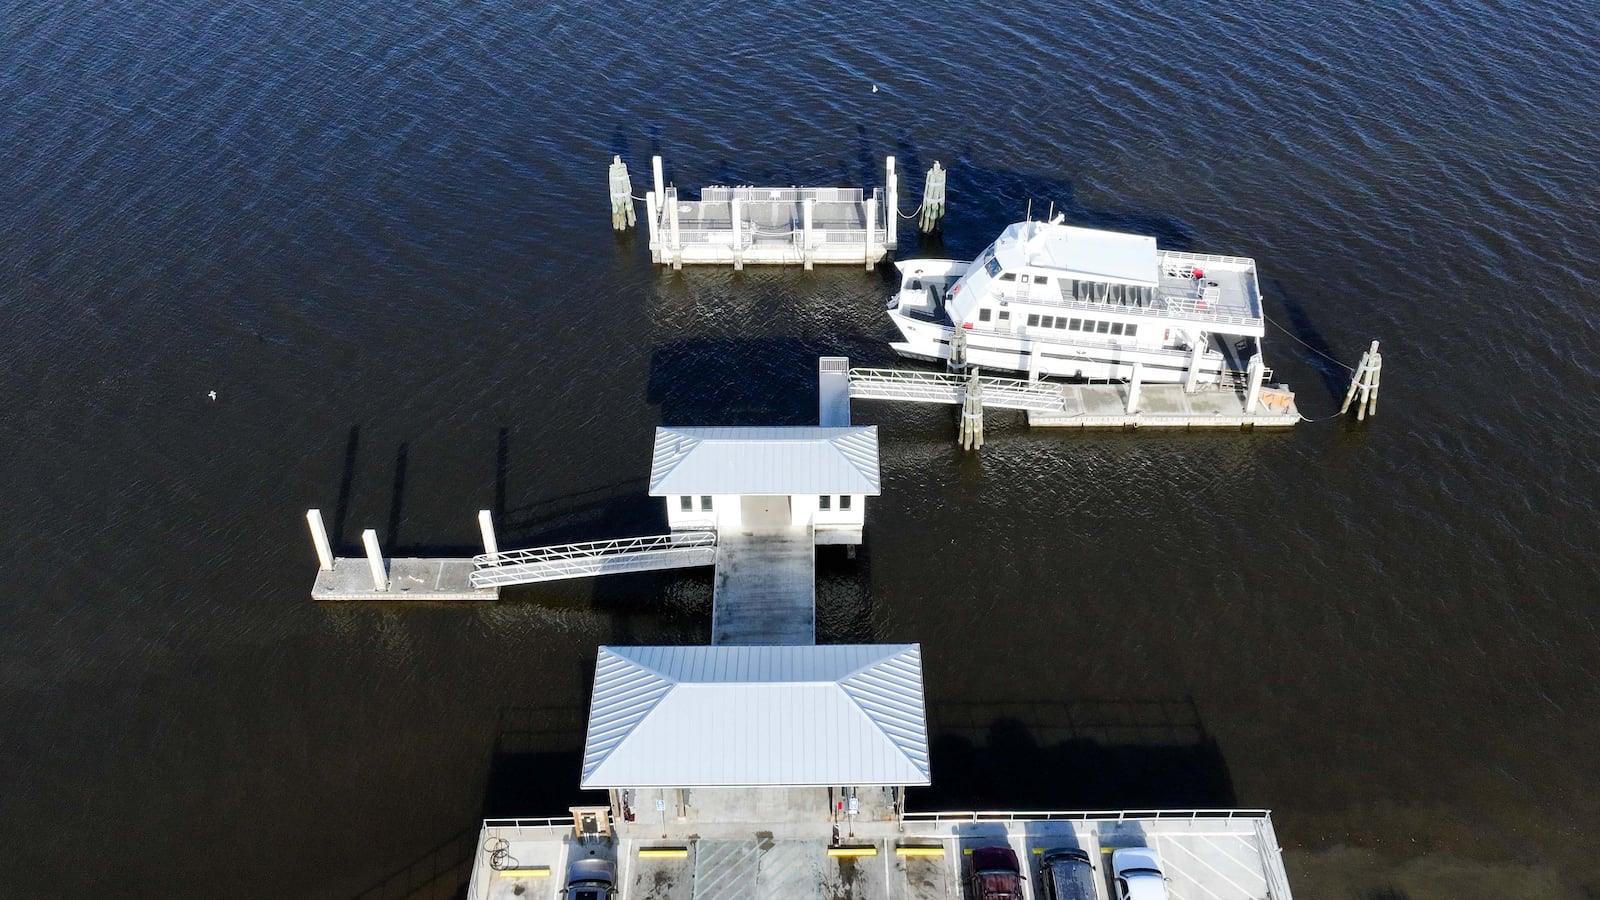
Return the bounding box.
[469,532,718,588]
[847,367,1068,412]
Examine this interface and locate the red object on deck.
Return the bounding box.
[1192,267,1205,278]
[963,322,973,329]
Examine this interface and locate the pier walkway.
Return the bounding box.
[711,526,816,645]
[467,532,717,589]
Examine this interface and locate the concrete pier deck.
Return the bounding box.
[711,527,816,645]
[311,557,499,601]
[472,809,1292,900]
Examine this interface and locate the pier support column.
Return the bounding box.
[885,156,898,250]
[1027,343,1041,381]
[645,191,660,260]
[361,529,387,592]
[1127,362,1143,414]
[803,198,815,270]
[478,510,499,564]
[306,509,333,571]
[1184,339,1205,393]
[731,196,743,270]
[1245,355,1264,414]
[652,155,664,199]
[864,197,877,271]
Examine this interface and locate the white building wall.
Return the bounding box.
[791,494,866,529]
[665,494,718,530]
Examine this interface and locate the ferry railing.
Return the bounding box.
[899,808,1273,824]
[472,532,716,569]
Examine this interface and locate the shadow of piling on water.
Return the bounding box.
[910,696,1236,811]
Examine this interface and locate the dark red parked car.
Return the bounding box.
[968,845,1024,900]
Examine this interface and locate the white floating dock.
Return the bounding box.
[847,365,1300,430]
[645,156,896,269]
[311,557,498,601]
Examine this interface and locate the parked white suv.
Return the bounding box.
[1111,847,1168,900]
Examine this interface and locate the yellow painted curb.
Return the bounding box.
[895,846,946,857]
[495,867,551,878]
[638,847,690,859]
[828,845,879,857]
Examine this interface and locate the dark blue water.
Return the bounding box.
[4,1,1600,896]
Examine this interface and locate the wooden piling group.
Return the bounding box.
[1339,340,1383,420]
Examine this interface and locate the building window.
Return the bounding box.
[679,496,692,512]
[840,495,852,511]
[700,496,712,511]
[1027,314,1040,327]
[819,495,832,511]
[979,309,992,323]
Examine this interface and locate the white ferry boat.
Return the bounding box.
[887,217,1268,384]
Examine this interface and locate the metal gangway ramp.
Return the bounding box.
[847,367,1068,412]
[469,532,717,588]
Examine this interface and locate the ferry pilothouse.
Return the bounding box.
[886,216,1269,384]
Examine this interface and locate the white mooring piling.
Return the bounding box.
[1245,355,1265,413]
[306,508,334,571]
[608,156,635,231]
[920,162,946,234]
[478,509,499,564]
[885,156,898,250]
[361,529,387,592]
[1126,362,1144,414]
[864,196,877,271]
[1339,340,1383,420]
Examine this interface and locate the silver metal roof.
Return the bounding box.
[997,220,1159,287]
[581,644,929,788]
[648,427,881,497]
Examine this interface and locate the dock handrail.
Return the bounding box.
[899,808,1274,824]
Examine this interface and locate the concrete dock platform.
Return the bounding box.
[1027,382,1300,428]
[711,527,816,645]
[311,557,499,602]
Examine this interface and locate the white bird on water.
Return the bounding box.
[871,84,878,93]
[208,391,217,401]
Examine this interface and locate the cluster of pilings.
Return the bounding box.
[1340,340,1383,420]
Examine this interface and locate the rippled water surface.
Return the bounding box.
[4,0,1600,896]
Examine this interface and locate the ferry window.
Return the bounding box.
[1096,321,1110,334]
[1054,317,1068,329]
[984,257,1002,277]
[1041,316,1055,328]
[840,495,852,511]
[1019,274,1030,284]
[1110,323,1124,336]
[1027,314,1040,327]
[1125,324,1138,338]
[998,311,1010,321]
[1034,276,1049,285]
[700,495,712,511]
[819,495,832,511]
[1069,318,1082,330]
[998,272,1016,282]
[979,309,992,322]
[909,279,922,291]
[680,496,692,512]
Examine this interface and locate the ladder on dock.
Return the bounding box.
[469,532,718,588]
[847,368,1068,412]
